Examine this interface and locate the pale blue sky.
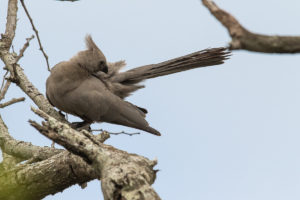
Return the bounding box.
[1,0,300,199]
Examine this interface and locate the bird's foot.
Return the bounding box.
[58,110,65,118]
[71,121,91,132]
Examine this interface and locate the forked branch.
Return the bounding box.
[202,0,300,53]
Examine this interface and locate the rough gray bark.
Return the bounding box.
[0,151,99,200]
[30,107,160,200]
[0,115,62,162]
[202,0,300,53]
[0,113,101,200]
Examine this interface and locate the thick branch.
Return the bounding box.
[3,0,18,48]
[0,113,112,200]
[30,107,160,200]
[0,114,62,162]
[202,0,300,53]
[1,152,23,170]
[0,151,98,200]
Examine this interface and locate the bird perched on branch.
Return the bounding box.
[46,35,230,136]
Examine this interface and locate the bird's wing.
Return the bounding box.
[62,76,160,135]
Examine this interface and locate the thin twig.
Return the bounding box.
[0,71,9,91]
[11,45,16,54]
[0,97,25,108]
[91,129,140,136]
[15,35,34,62]
[0,80,11,101]
[20,0,50,71]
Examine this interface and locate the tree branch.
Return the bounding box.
[0,151,99,200]
[3,0,18,49]
[1,152,23,170]
[0,71,9,91]
[0,112,113,200]
[0,114,62,162]
[15,35,34,62]
[1,53,65,121]
[0,79,11,101]
[20,0,50,71]
[92,129,141,136]
[202,0,300,53]
[30,107,160,200]
[0,97,25,108]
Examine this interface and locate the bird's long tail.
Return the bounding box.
[110,47,230,84]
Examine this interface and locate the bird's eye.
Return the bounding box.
[98,61,108,73]
[98,61,105,67]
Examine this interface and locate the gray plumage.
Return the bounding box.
[46,35,230,136]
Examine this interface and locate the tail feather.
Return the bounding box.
[110,47,230,84]
[144,126,161,136]
[108,100,161,136]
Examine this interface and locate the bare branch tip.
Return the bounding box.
[149,158,158,168]
[30,106,48,120]
[0,97,25,108]
[0,79,11,101]
[20,0,50,71]
[202,0,217,9]
[28,119,48,133]
[15,35,35,62]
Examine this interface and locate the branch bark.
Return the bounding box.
[202,0,300,53]
[0,113,107,200]
[0,97,25,108]
[3,0,17,48]
[0,114,62,162]
[0,151,99,200]
[30,107,160,200]
[0,79,11,101]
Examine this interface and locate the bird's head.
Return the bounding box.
[73,35,108,73]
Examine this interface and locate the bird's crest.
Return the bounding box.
[85,34,106,58]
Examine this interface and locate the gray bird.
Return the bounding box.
[46,35,230,136]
